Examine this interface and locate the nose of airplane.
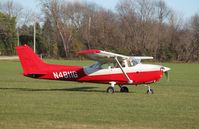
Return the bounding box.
[160,66,171,80]
[160,66,171,72]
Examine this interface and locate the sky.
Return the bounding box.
[166,0,199,19]
[1,0,199,19]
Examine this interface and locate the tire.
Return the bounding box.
[107,86,115,93]
[120,86,129,93]
[147,89,154,94]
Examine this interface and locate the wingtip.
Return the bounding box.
[78,49,101,55]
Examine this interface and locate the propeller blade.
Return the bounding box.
[164,71,169,81]
[160,66,170,81]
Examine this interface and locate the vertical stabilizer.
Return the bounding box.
[16,45,46,75]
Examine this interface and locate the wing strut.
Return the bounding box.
[114,57,133,84]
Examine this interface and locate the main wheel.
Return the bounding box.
[107,86,115,93]
[120,86,129,93]
[147,88,154,94]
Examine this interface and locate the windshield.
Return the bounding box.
[132,59,140,66]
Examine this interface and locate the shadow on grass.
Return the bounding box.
[0,87,136,93]
[0,86,107,93]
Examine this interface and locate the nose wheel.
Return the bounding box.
[145,85,154,94]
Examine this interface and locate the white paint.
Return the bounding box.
[53,71,78,79]
[84,64,163,76]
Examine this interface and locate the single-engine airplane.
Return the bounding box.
[16,45,170,94]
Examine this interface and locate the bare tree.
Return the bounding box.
[0,0,23,18]
[187,13,199,61]
[0,0,23,26]
[154,0,171,24]
[41,0,72,57]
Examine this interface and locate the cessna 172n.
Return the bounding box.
[16,45,170,94]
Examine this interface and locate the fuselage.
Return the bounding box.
[27,63,165,85]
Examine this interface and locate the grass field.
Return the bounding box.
[0,60,199,129]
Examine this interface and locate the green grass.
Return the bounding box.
[0,60,199,129]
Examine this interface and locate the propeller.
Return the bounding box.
[161,66,171,81]
[164,71,169,81]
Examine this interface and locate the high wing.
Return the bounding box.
[78,49,153,63]
[78,49,128,62]
[78,49,153,84]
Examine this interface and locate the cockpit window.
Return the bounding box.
[89,62,115,69]
[89,62,102,69]
[128,60,133,67]
[89,59,138,69]
[132,59,140,66]
[101,63,115,69]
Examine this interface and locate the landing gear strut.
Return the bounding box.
[145,85,154,94]
[107,82,116,93]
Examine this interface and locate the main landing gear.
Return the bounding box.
[107,86,115,93]
[106,82,129,93]
[106,82,154,94]
[107,82,116,93]
[119,85,129,93]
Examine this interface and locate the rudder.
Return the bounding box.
[16,45,46,75]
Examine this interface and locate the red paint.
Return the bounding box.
[78,70,163,85]
[78,49,101,55]
[16,45,86,79]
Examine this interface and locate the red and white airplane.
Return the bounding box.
[16,45,170,94]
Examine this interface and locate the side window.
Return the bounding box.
[89,62,115,69]
[113,61,127,68]
[89,62,102,69]
[101,63,114,69]
[121,61,126,67]
[128,60,133,67]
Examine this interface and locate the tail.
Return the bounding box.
[16,45,47,75]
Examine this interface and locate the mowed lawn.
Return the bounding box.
[0,60,199,129]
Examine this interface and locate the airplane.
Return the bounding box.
[16,45,170,94]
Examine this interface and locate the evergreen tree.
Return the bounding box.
[0,12,17,55]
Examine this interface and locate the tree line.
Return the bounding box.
[0,0,199,62]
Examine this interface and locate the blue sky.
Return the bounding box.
[1,0,199,19]
[166,0,199,19]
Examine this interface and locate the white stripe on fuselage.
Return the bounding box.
[84,64,162,76]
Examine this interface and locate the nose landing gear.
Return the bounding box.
[145,85,154,94]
